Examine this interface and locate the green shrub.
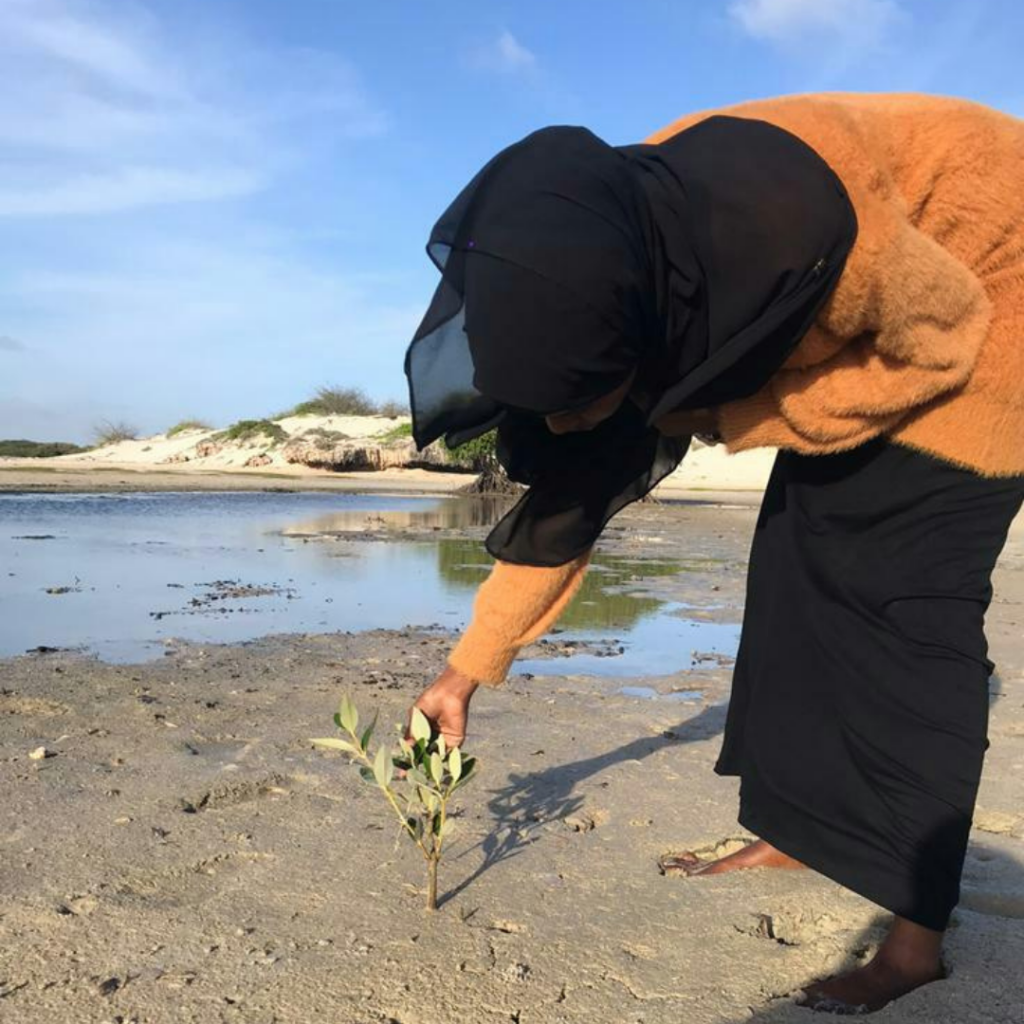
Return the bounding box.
[377,398,409,418]
[166,419,213,437]
[93,420,139,446]
[215,419,288,444]
[0,439,87,458]
[302,426,348,440]
[380,422,414,443]
[301,427,349,451]
[287,386,378,417]
[283,387,410,418]
[444,430,497,471]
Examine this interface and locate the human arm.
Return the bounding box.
[410,551,591,745]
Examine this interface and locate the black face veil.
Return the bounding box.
[405,116,857,566]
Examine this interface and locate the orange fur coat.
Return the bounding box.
[448,93,1024,686]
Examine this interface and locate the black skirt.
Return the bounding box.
[717,440,1024,931]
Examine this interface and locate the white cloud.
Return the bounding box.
[0,0,386,217]
[0,167,266,218]
[0,1,408,442]
[729,0,902,46]
[469,29,538,75]
[2,0,180,97]
[0,232,423,439]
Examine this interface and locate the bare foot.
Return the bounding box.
[800,958,944,1014]
[659,838,805,876]
[800,917,945,1014]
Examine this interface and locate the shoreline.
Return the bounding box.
[0,464,475,495]
[4,465,1020,532]
[0,443,775,502]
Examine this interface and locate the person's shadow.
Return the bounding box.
[440,702,727,907]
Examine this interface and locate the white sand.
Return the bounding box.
[33,414,408,471]
[1,416,777,494]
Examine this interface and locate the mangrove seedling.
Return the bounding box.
[312,696,477,910]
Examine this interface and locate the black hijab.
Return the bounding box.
[405,115,857,566]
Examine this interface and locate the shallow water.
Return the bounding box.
[616,685,705,702]
[1,491,738,674]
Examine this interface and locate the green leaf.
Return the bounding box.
[339,695,358,734]
[310,737,357,754]
[410,707,431,744]
[436,734,447,761]
[429,751,444,785]
[373,746,392,789]
[451,757,477,793]
[398,737,413,759]
[332,712,343,730]
[358,767,375,784]
[360,713,378,753]
[449,747,463,784]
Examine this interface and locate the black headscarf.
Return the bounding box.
[405,115,857,566]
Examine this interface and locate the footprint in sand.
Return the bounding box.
[958,890,1024,919]
[657,835,751,873]
[562,808,610,833]
[736,908,886,949]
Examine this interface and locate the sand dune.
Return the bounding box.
[1,415,777,494]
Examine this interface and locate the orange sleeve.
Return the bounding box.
[447,552,591,686]
[717,138,990,455]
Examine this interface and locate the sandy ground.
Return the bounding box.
[2,502,1023,1024]
[0,462,474,495]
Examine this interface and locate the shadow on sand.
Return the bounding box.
[440,703,727,907]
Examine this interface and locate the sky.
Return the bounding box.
[2,0,1022,442]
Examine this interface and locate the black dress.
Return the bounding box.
[717,440,1024,930]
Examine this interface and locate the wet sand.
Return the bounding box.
[0,463,472,495]
[2,502,1023,1023]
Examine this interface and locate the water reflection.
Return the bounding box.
[282,494,517,536]
[617,685,705,702]
[0,491,740,673]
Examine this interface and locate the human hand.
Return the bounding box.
[653,407,721,443]
[407,665,479,749]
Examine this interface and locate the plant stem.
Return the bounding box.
[346,731,431,858]
[427,855,438,911]
[436,795,448,858]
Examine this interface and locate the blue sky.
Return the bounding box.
[2,0,1021,442]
